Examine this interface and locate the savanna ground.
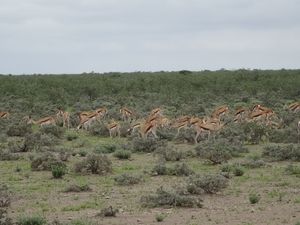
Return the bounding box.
[1,130,300,225]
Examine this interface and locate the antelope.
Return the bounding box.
[194,123,226,144]
[171,121,189,134]
[104,119,120,139]
[56,110,70,129]
[27,116,56,127]
[140,122,158,139]
[212,106,229,120]
[0,111,10,120]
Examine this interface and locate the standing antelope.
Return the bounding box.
[120,107,136,122]
[194,123,226,144]
[56,110,70,129]
[140,122,158,139]
[104,119,120,139]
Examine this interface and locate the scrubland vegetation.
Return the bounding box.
[1,69,300,224]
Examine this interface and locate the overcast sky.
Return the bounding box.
[1,0,300,75]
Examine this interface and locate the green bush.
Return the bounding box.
[187,173,229,194]
[93,144,117,154]
[262,144,300,161]
[233,166,244,176]
[114,173,144,185]
[40,125,65,139]
[195,139,233,164]
[65,132,78,141]
[154,146,185,161]
[113,149,132,159]
[132,137,167,153]
[155,214,165,222]
[6,124,32,137]
[140,186,203,208]
[17,215,47,225]
[73,154,113,174]
[30,152,66,171]
[64,184,92,192]
[249,193,260,204]
[168,163,195,176]
[52,165,66,179]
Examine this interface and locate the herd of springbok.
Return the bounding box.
[1,102,300,144]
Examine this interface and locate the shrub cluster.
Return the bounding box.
[6,124,32,137]
[0,149,20,161]
[113,150,132,159]
[73,153,112,174]
[51,165,66,179]
[24,131,60,151]
[132,137,168,153]
[64,184,92,192]
[114,173,144,185]
[154,146,185,161]
[30,152,66,171]
[140,186,203,208]
[151,162,194,176]
[187,173,229,194]
[262,144,300,161]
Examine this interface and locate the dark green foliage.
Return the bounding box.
[242,152,265,168]
[154,146,185,161]
[77,149,88,157]
[268,127,298,143]
[233,166,244,176]
[64,184,92,192]
[140,186,203,208]
[65,132,78,141]
[243,121,270,145]
[132,137,167,153]
[73,154,112,174]
[195,139,233,164]
[17,215,47,225]
[0,149,20,161]
[187,173,229,194]
[114,173,144,185]
[168,163,195,176]
[30,152,66,171]
[24,131,60,151]
[262,144,300,161]
[6,124,32,137]
[249,193,261,204]
[93,144,117,154]
[113,150,132,159]
[40,125,65,139]
[51,165,66,179]
[151,161,194,176]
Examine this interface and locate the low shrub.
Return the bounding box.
[132,137,167,153]
[243,152,265,168]
[52,165,66,179]
[40,125,65,139]
[73,154,113,174]
[154,146,185,161]
[93,144,117,154]
[140,186,203,208]
[249,193,261,204]
[168,163,195,176]
[155,213,165,222]
[65,132,78,141]
[97,206,118,217]
[233,166,244,176]
[0,149,20,161]
[262,144,300,161]
[114,173,144,185]
[113,150,132,159]
[187,173,229,194]
[285,164,300,175]
[30,152,66,171]
[6,124,32,137]
[17,214,47,225]
[64,184,92,192]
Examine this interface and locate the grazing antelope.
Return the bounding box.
[27,116,56,127]
[194,123,226,144]
[95,108,108,117]
[104,119,120,139]
[56,110,70,129]
[20,115,30,124]
[140,122,158,139]
[283,103,300,113]
[234,108,249,119]
[127,121,143,134]
[76,117,92,131]
[150,108,163,117]
[171,121,189,134]
[120,107,136,122]
[212,106,229,120]
[0,111,10,120]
